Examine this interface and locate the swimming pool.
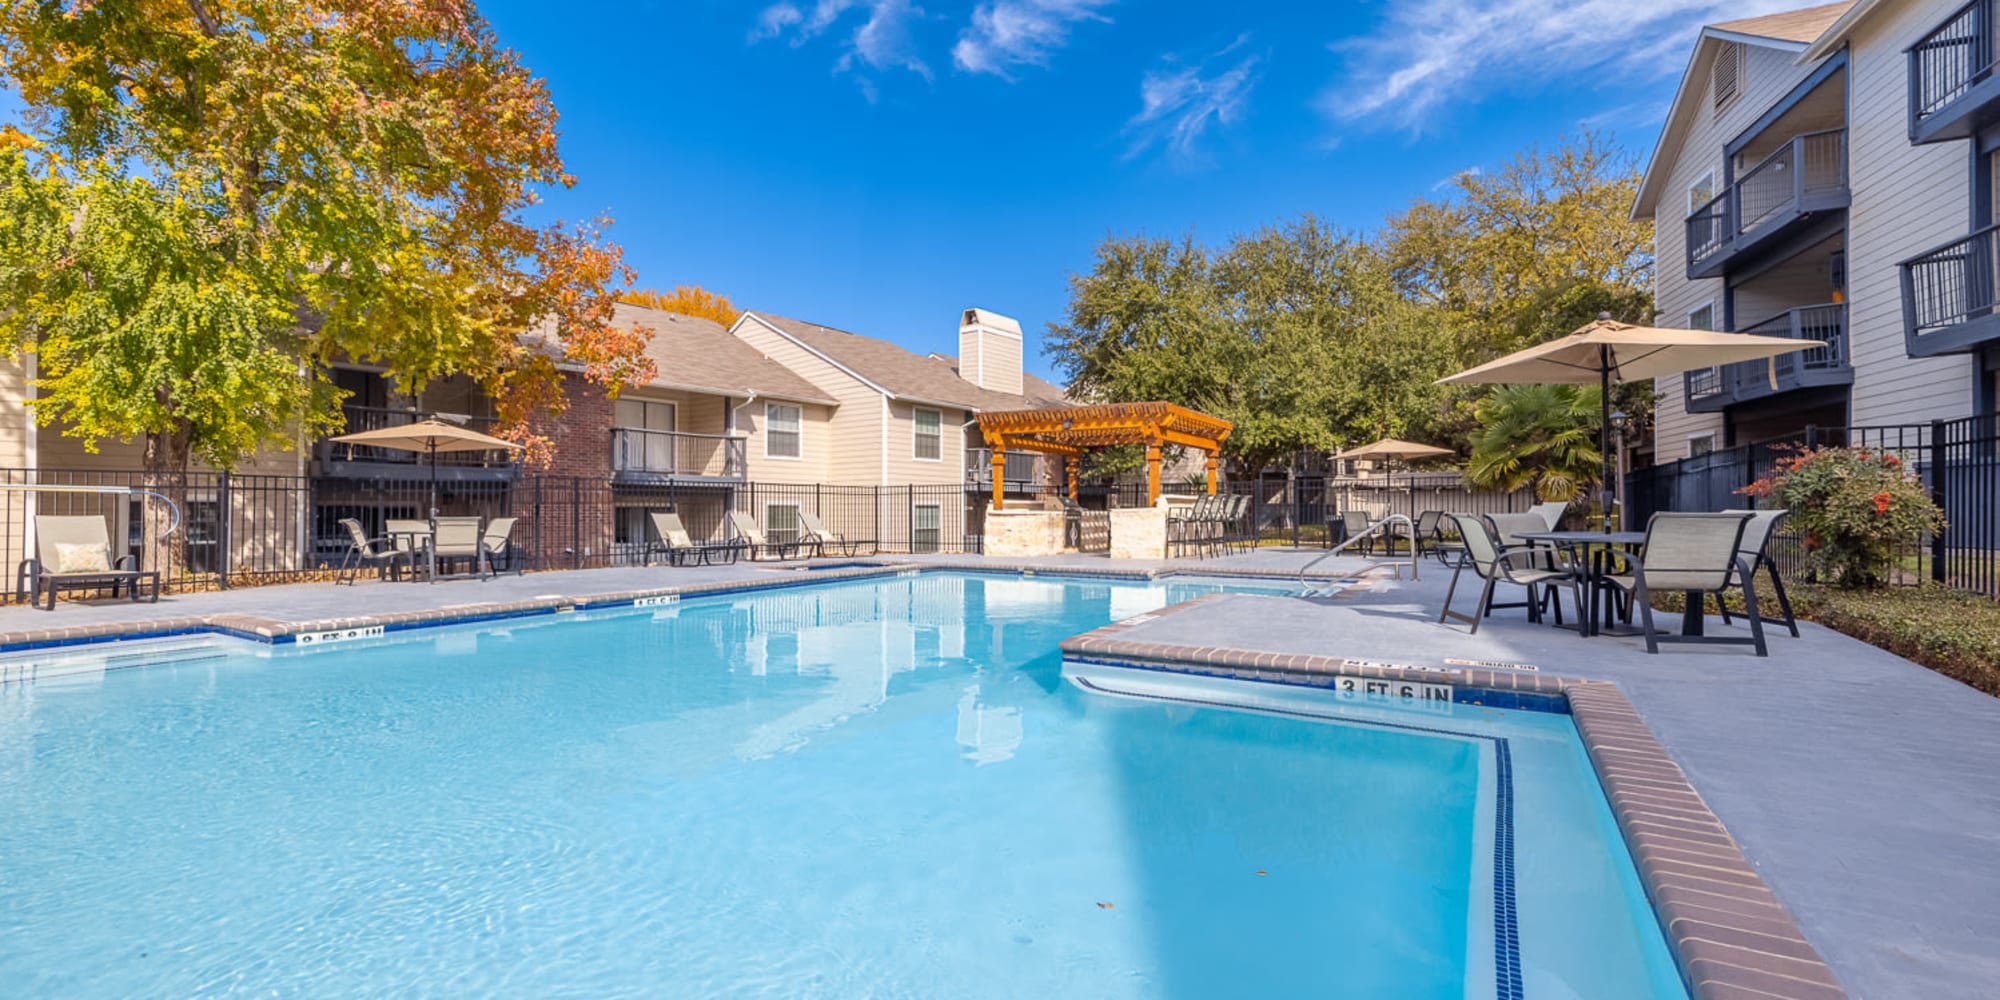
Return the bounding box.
[0,572,1686,998]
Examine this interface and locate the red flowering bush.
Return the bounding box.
[1740,446,1945,588]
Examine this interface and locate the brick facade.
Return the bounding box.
[524,373,617,567]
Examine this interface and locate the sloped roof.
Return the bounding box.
[1632,2,1854,220]
[1711,2,1853,43]
[744,312,1045,412]
[611,304,838,406]
[930,352,1070,407]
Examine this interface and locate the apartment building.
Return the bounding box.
[0,302,1063,572]
[1634,0,2000,458]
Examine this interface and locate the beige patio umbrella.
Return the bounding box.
[1340,437,1456,463]
[1438,314,1823,502]
[330,418,522,517]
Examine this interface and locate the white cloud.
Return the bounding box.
[1125,39,1260,163]
[1322,0,1804,128]
[953,0,1112,78]
[751,0,931,88]
[1432,166,1482,190]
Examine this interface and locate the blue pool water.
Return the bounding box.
[0,573,1686,998]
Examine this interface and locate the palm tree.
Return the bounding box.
[1464,385,1603,501]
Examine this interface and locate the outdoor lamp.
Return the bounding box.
[1610,410,1630,432]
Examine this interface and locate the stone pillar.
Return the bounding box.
[1108,504,1168,561]
[984,508,1065,557]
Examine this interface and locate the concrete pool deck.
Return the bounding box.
[0,550,1992,998]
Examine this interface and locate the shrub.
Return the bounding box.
[1740,446,1943,589]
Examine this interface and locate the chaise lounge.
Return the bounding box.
[17,514,161,610]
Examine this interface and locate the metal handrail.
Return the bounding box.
[1296,514,1418,594]
[0,483,182,539]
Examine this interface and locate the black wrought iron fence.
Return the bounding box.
[1627,417,2000,596]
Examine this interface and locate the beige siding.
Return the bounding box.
[883,401,970,487]
[1843,1,1978,425]
[738,398,835,483]
[0,357,28,468]
[732,315,881,484]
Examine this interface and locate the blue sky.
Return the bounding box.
[14,1,1802,380]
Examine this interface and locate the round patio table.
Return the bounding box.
[1519,530,1647,637]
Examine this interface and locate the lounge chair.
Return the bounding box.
[728,511,800,561]
[799,512,873,557]
[1718,508,1799,638]
[1597,512,1765,656]
[481,517,521,574]
[648,511,742,566]
[17,514,160,610]
[1526,500,1570,531]
[1437,513,1579,634]
[335,518,413,585]
[430,516,489,580]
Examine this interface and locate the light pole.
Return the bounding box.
[1609,409,1631,530]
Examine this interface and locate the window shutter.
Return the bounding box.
[1711,43,1740,114]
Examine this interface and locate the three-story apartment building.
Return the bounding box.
[1635,0,1999,457]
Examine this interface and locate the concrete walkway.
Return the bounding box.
[0,549,1988,997]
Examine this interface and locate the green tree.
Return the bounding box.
[1464,384,1603,501]
[0,0,654,488]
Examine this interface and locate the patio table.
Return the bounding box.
[1519,530,1649,637]
[386,526,437,582]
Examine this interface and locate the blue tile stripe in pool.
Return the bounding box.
[1069,675,1524,1000]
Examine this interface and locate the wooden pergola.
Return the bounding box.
[975,402,1234,511]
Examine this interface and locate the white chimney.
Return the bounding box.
[958,308,1023,396]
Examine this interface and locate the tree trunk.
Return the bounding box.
[142,419,193,582]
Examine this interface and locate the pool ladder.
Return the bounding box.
[1297,514,1418,596]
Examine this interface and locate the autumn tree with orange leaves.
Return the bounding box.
[620,286,744,327]
[0,0,655,483]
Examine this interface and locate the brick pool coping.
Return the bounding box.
[1059,602,1847,1000]
[0,560,1845,997]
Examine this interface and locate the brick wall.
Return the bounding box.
[525,373,616,567]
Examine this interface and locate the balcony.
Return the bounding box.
[1685,129,1849,279]
[314,405,519,481]
[610,428,746,485]
[1684,304,1853,412]
[1901,224,2000,356]
[966,448,1045,492]
[1909,0,2000,144]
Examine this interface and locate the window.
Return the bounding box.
[1687,171,1715,212]
[615,507,651,547]
[911,503,941,553]
[615,399,676,471]
[765,503,801,546]
[913,407,942,461]
[1687,302,1716,332]
[1711,42,1740,114]
[1688,434,1717,458]
[765,402,801,459]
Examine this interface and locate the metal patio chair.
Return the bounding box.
[335,517,413,585]
[1597,512,1766,656]
[649,511,743,566]
[17,514,160,609]
[1437,513,1580,634]
[1718,508,1799,638]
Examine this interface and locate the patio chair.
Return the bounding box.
[431,516,490,580]
[648,511,742,566]
[17,514,160,610]
[481,517,521,574]
[1220,494,1252,554]
[1168,495,1221,558]
[727,510,800,561]
[799,512,873,558]
[335,518,412,585]
[1437,514,1579,634]
[1597,512,1765,656]
[1526,500,1570,531]
[1717,508,1800,638]
[1342,510,1376,555]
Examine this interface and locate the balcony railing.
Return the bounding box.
[966,448,1044,488]
[1684,304,1851,411]
[1901,223,2000,356]
[610,428,747,481]
[1910,0,2000,142]
[1685,129,1848,277]
[317,405,518,471]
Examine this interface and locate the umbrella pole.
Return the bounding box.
[1599,348,1615,528]
[430,441,439,522]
